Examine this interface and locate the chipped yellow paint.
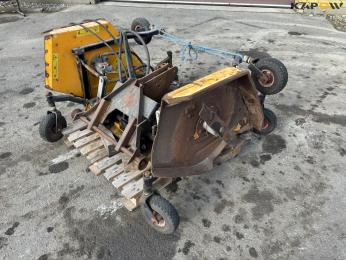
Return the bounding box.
[167,67,241,99]
[76,25,99,37]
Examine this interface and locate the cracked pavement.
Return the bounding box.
[0,3,346,260]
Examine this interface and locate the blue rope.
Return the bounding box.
[157,29,244,63]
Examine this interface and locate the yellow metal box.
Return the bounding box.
[44,20,143,98]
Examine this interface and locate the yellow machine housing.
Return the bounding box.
[166,67,242,99]
[44,20,143,98]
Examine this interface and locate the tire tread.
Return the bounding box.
[252,58,288,95]
[254,108,277,135]
[143,195,179,234]
[39,113,66,142]
[131,17,151,45]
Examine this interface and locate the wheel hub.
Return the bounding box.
[134,25,144,32]
[152,211,166,227]
[262,119,269,129]
[259,69,275,87]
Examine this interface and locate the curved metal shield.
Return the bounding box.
[151,67,263,178]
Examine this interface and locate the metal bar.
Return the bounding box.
[97,76,107,98]
[106,78,136,100]
[76,54,91,99]
[137,63,170,84]
[134,86,144,150]
[115,118,137,152]
[49,94,87,105]
[122,32,135,78]
[71,29,161,54]
[79,116,136,159]
[80,60,101,77]
[87,99,110,129]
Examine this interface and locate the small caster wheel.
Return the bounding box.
[250,58,288,95]
[254,108,277,135]
[131,17,152,45]
[39,112,67,142]
[141,194,179,234]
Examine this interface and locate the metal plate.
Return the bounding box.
[151,69,263,177]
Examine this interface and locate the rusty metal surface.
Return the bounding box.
[75,63,176,166]
[107,81,158,119]
[79,116,135,158]
[73,60,262,179]
[87,99,110,129]
[115,117,137,152]
[137,63,171,84]
[142,66,178,102]
[151,70,263,178]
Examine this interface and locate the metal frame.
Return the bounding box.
[46,28,161,105]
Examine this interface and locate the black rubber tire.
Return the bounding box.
[254,108,277,135]
[251,58,288,95]
[131,17,152,45]
[141,195,180,234]
[39,113,67,142]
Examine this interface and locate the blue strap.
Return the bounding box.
[158,29,244,63]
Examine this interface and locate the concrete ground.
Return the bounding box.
[1,3,346,260]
